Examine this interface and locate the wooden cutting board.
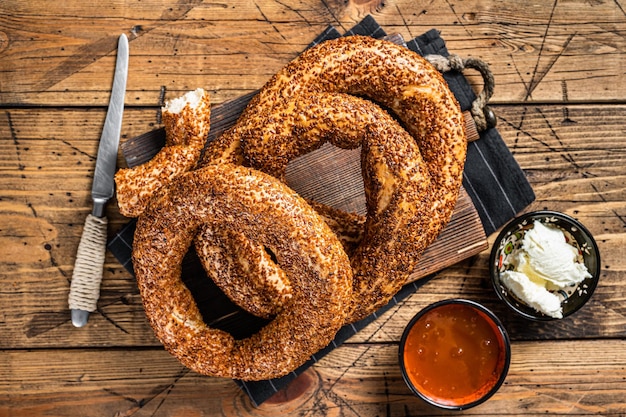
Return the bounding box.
[121,92,489,286]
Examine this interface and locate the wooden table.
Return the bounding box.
[2,1,625,415]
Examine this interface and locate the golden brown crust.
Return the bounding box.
[128,35,467,379]
[204,36,467,322]
[305,199,366,256]
[194,226,292,319]
[132,164,352,381]
[115,88,211,217]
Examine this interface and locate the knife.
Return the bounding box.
[68,34,129,327]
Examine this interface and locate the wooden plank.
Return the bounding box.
[1,0,626,105]
[1,259,624,347]
[2,339,626,416]
[2,104,626,350]
[4,103,626,172]
[1,258,624,349]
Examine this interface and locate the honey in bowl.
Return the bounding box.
[399,299,510,410]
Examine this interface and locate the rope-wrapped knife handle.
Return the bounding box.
[68,214,108,317]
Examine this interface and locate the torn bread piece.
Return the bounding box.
[115,88,211,217]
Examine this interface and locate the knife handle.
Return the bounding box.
[68,214,108,313]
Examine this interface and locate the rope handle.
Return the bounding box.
[68,214,108,313]
[425,54,497,132]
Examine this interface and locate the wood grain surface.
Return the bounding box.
[1,0,626,415]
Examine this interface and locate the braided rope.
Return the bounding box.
[425,54,496,131]
[68,214,107,312]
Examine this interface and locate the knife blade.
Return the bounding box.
[68,34,129,328]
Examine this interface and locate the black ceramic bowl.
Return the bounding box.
[490,210,600,321]
[399,299,511,410]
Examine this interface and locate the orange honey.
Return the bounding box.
[400,301,509,408]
